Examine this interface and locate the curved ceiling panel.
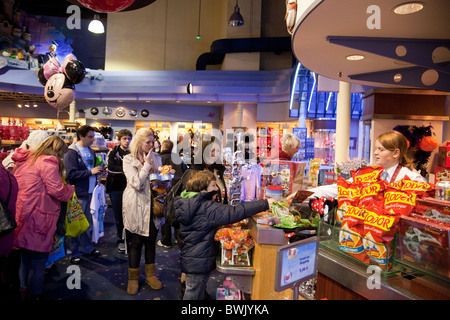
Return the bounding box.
[291,0,450,92]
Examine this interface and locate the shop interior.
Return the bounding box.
[0,0,449,301]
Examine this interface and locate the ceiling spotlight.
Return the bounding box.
[17,104,22,108]
[229,0,244,26]
[187,82,193,94]
[393,2,424,15]
[346,54,365,61]
[25,104,30,108]
[33,103,38,107]
[88,14,105,34]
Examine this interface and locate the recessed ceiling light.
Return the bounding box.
[346,54,365,61]
[393,2,424,15]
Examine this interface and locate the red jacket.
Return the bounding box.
[12,148,74,253]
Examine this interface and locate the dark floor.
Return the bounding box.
[4,207,224,300]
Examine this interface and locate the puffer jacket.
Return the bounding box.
[12,148,74,253]
[174,191,269,274]
[122,152,162,236]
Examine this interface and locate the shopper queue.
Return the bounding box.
[0,125,274,300]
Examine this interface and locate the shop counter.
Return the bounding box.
[316,246,450,300]
[216,212,294,300]
[247,213,293,300]
[216,211,450,300]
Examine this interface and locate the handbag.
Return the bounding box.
[152,189,164,218]
[65,191,90,237]
[0,173,17,237]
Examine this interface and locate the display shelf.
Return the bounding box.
[1,140,22,145]
[395,235,450,284]
[318,221,401,276]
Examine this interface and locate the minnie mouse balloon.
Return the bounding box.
[64,60,86,84]
[78,0,135,12]
[37,67,47,86]
[44,73,75,110]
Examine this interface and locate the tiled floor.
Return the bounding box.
[6,207,224,300]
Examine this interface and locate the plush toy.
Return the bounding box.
[159,165,176,176]
[37,53,85,110]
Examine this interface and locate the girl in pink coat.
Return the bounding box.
[12,135,74,299]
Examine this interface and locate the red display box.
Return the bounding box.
[438,141,450,168]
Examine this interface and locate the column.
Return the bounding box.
[335,81,351,164]
[69,100,76,122]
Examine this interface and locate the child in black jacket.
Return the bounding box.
[174,170,273,300]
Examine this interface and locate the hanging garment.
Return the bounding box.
[90,183,107,243]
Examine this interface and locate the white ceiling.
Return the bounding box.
[291,0,450,92]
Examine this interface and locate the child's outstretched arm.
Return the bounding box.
[208,198,272,227]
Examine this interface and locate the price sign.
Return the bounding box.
[274,236,319,293]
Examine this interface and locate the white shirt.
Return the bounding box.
[310,164,427,199]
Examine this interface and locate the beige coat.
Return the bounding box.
[122,152,163,237]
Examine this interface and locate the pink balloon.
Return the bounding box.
[43,57,61,80]
[61,54,77,74]
[78,0,135,12]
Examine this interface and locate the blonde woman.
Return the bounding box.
[122,128,163,295]
[12,135,74,299]
[279,133,301,160]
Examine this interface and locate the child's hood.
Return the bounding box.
[180,190,199,199]
[11,147,31,163]
[174,190,217,225]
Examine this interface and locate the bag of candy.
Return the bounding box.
[351,166,384,185]
[384,185,417,216]
[336,176,360,226]
[338,204,369,263]
[363,205,400,269]
[359,180,387,209]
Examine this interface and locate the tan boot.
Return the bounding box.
[144,264,163,290]
[127,267,140,295]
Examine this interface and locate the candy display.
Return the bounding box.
[415,197,450,224]
[435,181,450,201]
[397,214,450,277]
[0,118,30,141]
[215,225,254,266]
[331,166,438,270]
[309,158,321,187]
[335,158,367,179]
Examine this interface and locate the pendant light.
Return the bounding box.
[88,14,105,34]
[229,0,244,26]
